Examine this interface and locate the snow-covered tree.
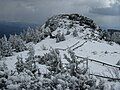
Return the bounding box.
[9,34,15,49]
[64,49,88,76]
[25,45,38,74]
[21,27,50,44]
[63,49,96,89]
[56,31,61,43]
[0,41,2,59]
[32,29,42,44]
[66,30,71,35]
[56,31,66,43]
[15,55,24,74]
[64,49,78,76]
[1,35,13,57]
[16,37,27,52]
[97,79,105,90]
[0,61,8,90]
[24,27,34,43]
[47,48,63,74]
[61,33,65,41]
[27,45,35,62]
[73,29,78,37]
[111,32,120,43]
[9,34,27,52]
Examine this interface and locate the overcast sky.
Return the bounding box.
[0,0,120,29]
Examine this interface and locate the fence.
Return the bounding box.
[75,55,120,70]
[75,55,120,81]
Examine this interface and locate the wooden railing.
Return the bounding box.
[75,55,120,81]
[56,41,87,51]
[55,41,120,81]
[75,55,120,70]
[56,41,80,51]
[89,74,120,81]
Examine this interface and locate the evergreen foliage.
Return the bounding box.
[0,35,13,57]
[15,55,24,74]
[73,29,78,37]
[56,31,66,43]
[9,34,27,52]
[0,61,8,90]
[66,30,71,35]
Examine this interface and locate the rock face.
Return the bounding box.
[42,14,103,41]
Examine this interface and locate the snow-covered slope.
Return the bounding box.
[5,14,120,70]
[5,32,120,75]
[1,14,120,89]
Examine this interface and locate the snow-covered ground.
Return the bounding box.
[4,24,120,76]
[1,14,120,89]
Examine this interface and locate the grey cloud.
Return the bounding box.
[0,0,119,24]
[90,6,120,16]
[89,1,120,16]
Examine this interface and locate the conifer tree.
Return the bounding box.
[56,31,66,43]
[15,55,24,74]
[9,34,27,52]
[47,48,63,74]
[73,29,78,37]
[1,35,13,57]
[61,33,65,41]
[0,61,8,89]
[66,30,71,35]
[25,45,37,74]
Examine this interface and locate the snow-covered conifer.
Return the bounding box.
[47,48,63,74]
[56,31,66,43]
[27,45,35,62]
[0,61,8,90]
[25,45,37,74]
[9,34,27,52]
[15,55,24,74]
[64,49,88,76]
[56,31,61,43]
[111,32,120,43]
[24,27,34,43]
[0,45,2,59]
[66,30,71,35]
[1,35,13,57]
[73,29,78,37]
[61,33,65,41]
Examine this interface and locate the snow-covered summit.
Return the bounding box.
[41,14,102,41]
